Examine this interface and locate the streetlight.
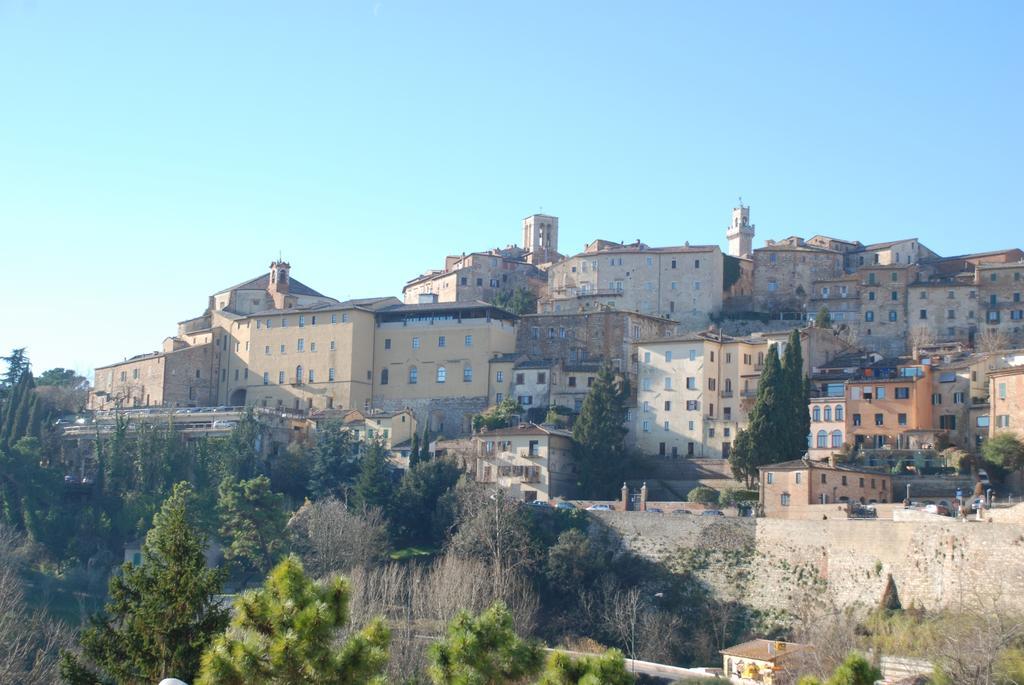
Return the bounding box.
[906,483,911,505]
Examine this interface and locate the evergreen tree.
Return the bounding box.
[538,649,634,685]
[60,482,228,685]
[308,420,358,499]
[729,346,785,488]
[0,347,29,399]
[353,438,394,512]
[217,475,288,576]
[389,458,462,545]
[197,555,390,685]
[1,371,35,447]
[409,430,421,468]
[815,306,833,329]
[572,364,629,498]
[427,601,543,685]
[782,329,811,461]
[420,425,432,462]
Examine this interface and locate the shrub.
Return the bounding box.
[686,486,718,504]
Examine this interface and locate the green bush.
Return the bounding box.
[686,486,718,504]
[718,489,758,506]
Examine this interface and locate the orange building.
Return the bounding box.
[759,458,892,518]
[845,362,933,449]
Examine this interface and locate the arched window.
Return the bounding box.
[463,366,473,382]
[835,405,844,421]
[408,366,418,384]
[831,430,843,448]
[817,430,828,448]
[380,368,389,385]
[295,365,303,384]
[812,406,821,422]
[824,405,832,421]
[437,366,447,383]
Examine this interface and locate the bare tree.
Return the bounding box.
[908,325,937,356]
[0,527,72,684]
[929,587,1024,685]
[287,499,389,576]
[977,326,1010,354]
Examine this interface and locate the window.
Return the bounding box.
[865,311,874,322]
[665,350,673,362]
[436,366,447,383]
[496,370,504,383]
[409,367,418,384]
[999,383,1007,399]
[664,421,671,432]
[898,413,907,426]
[464,366,473,382]
[895,387,909,399]
[497,393,504,404]
[891,272,899,282]
[263,372,269,385]
[835,405,844,420]
[813,406,821,422]
[940,415,957,430]
[997,415,1011,428]
[817,430,828,448]
[671,259,677,269]
[689,350,696,361]
[767,473,774,485]
[781,493,790,506]
[889,311,898,322]
[642,378,652,391]
[664,400,672,410]
[664,377,672,390]
[932,393,942,405]
[299,315,305,327]
[278,371,285,384]
[537,371,546,384]
[875,387,886,400]
[282,317,288,327]
[824,405,832,421]
[920,309,928,320]
[280,344,286,354]
[642,421,651,432]
[310,342,317,352]
[891,290,899,301]
[297,338,304,352]
[568,376,576,387]
[380,368,389,385]
[412,337,420,349]
[295,365,303,383]
[308,369,315,383]
[330,314,337,324]
[384,338,391,350]
[516,372,525,384]
[686,377,697,390]
[875,413,884,426]
[438,335,446,347]
[953,392,965,404]
[465,335,473,347]
[868,291,876,301]
[831,430,843,448]
[686,400,699,411]
[329,368,335,381]
[947,309,956,320]
[853,413,862,426]
[821,473,827,484]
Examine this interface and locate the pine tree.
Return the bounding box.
[420,425,432,462]
[353,438,394,512]
[538,648,634,685]
[572,364,629,498]
[0,348,29,399]
[308,420,358,500]
[60,482,228,684]
[427,601,543,685]
[217,475,288,576]
[197,555,390,685]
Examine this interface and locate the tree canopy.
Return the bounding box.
[428,601,543,685]
[572,364,629,498]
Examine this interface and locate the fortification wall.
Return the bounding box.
[595,511,1024,617]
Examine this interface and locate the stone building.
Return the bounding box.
[402,251,545,305]
[540,239,723,327]
[854,264,916,357]
[89,339,217,410]
[752,238,844,315]
[906,279,979,349]
[844,238,937,271]
[725,203,755,258]
[472,423,575,502]
[976,262,1024,348]
[759,458,892,518]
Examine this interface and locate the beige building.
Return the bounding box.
[540,240,723,327]
[759,458,892,518]
[633,327,851,459]
[370,301,518,436]
[808,396,847,460]
[402,251,545,305]
[721,639,810,684]
[990,365,1024,440]
[340,408,416,451]
[472,423,575,502]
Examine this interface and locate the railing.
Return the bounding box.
[740,389,757,398]
[719,390,733,398]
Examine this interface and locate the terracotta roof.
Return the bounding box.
[758,458,890,476]
[720,639,809,662]
[478,423,573,439]
[853,238,918,251]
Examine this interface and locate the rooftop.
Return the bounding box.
[720,639,810,662]
[758,457,890,476]
[218,272,330,299]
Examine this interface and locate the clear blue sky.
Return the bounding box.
[2,1,1021,375]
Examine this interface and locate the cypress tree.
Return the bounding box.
[729,346,785,488]
[420,426,431,462]
[782,329,810,460]
[572,364,629,498]
[409,431,421,468]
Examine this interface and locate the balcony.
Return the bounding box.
[741,389,757,398]
[720,390,733,398]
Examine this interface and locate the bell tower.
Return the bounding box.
[522,213,559,263]
[726,201,755,258]
[268,260,291,309]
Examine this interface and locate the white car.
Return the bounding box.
[586,504,612,511]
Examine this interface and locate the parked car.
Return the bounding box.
[925,503,950,516]
[586,504,612,511]
[528,500,549,508]
[212,420,238,429]
[645,507,664,514]
[671,509,692,515]
[554,502,576,510]
[701,509,725,517]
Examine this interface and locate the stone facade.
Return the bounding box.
[90,341,217,410]
[472,423,575,502]
[402,251,545,305]
[752,239,843,314]
[540,241,723,327]
[759,459,892,518]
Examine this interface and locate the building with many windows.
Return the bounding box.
[759,458,892,518]
[472,423,575,502]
